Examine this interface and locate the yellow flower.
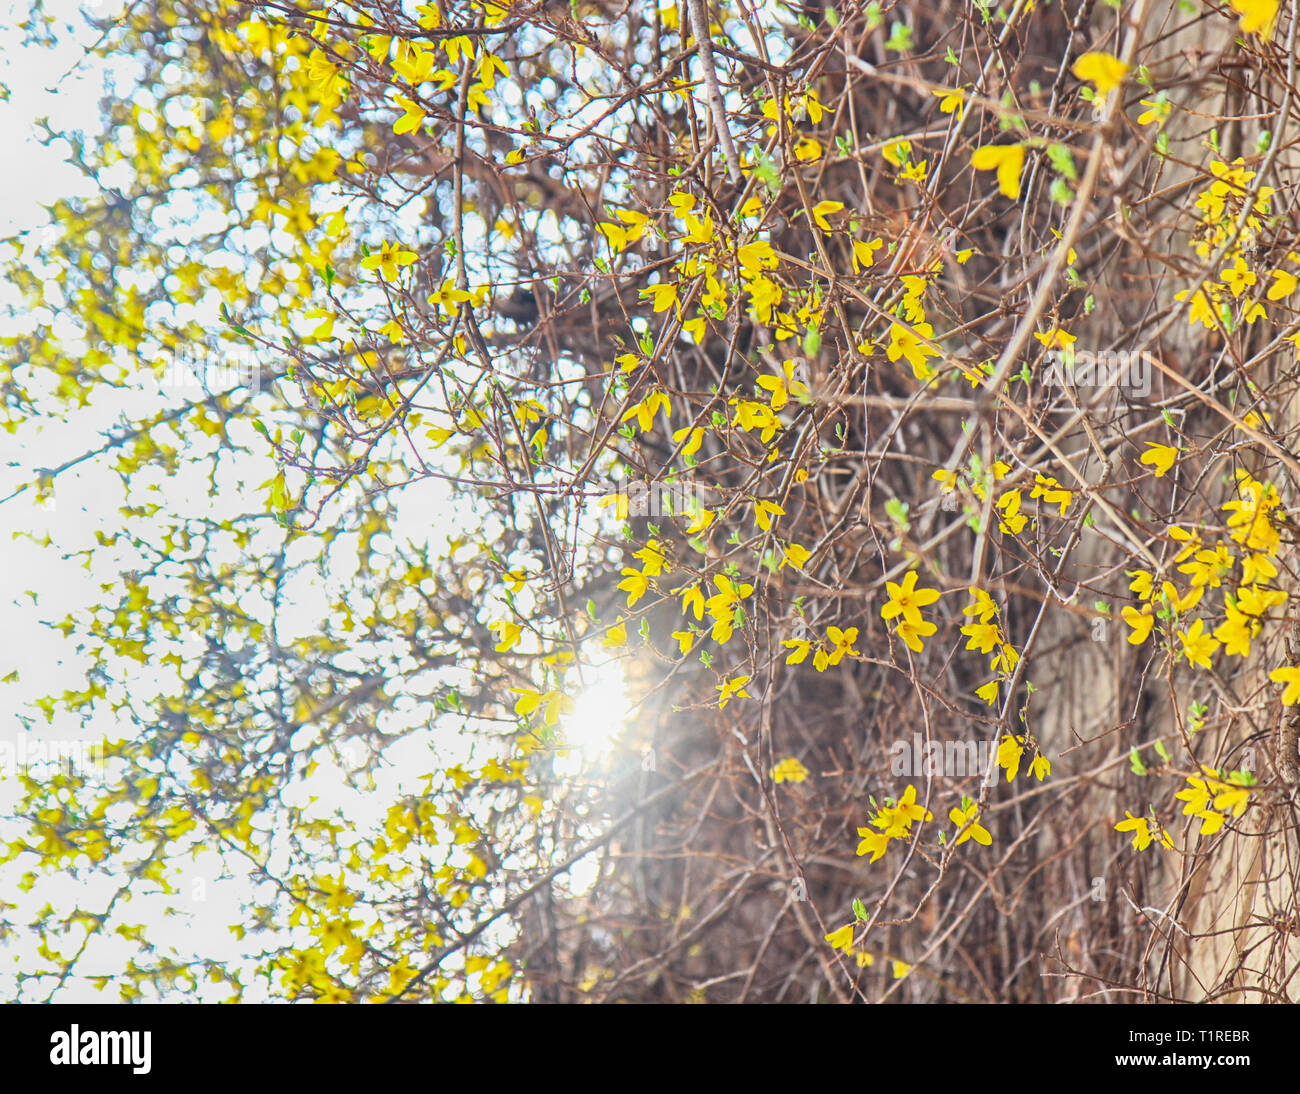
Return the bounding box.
[825,626,861,666]
[621,391,672,433]
[780,542,811,571]
[960,621,1000,655]
[601,617,628,649]
[1220,257,1256,298]
[1121,605,1154,645]
[1139,441,1179,478]
[754,499,785,531]
[1267,269,1297,300]
[732,399,781,442]
[772,757,810,784]
[991,643,1019,674]
[1175,775,1215,818]
[673,425,706,458]
[995,489,1027,535]
[633,539,669,577]
[810,200,844,232]
[900,160,929,184]
[963,587,997,624]
[684,506,716,535]
[783,638,811,665]
[1168,526,1202,563]
[1241,551,1278,585]
[872,785,932,837]
[1178,618,1219,670]
[1128,569,1155,601]
[1072,51,1130,100]
[617,568,650,607]
[1193,809,1227,836]
[881,570,941,628]
[1228,0,1279,38]
[895,617,937,653]
[1029,474,1072,516]
[855,827,890,862]
[428,279,472,317]
[793,136,822,162]
[1034,327,1076,350]
[392,94,427,135]
[933,87,965,114]
[1234,584,1285,617]
[948,803,992,846]
[716,674,751,710]
[360,241,418,281]
[825,923,855,951]
[970,144,1025,200]
[640,282,679,312]
[736,238,778,275]
[1115,811,1173,851]
[670,629,695,656]
[1269,665,1300,705]
[852,237,884,273]
[886,321,941,381]
[1212,778,1251,817]
[1029,753,1051,781]
[756,359,808,411]
[1136,98,1171,126]
[996,735,1025,781]
[490,620,522,653]
[1160,581,1203,615]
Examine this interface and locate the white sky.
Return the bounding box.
[0,0,641,1001]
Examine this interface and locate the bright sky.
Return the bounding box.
[0,0,637,1001]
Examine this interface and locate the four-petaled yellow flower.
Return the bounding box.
[948,803,992,846]
[1178,618,1219,669]
[887,322,942,381]
[361,241,418,281]
[882,570,941,628]
[825,626,861,666]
